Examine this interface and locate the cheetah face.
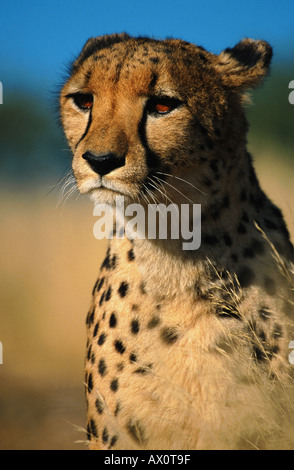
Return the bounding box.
[60,33,272,206]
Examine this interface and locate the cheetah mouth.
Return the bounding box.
[81,178,138,205]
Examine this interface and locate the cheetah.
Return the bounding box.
[60,33,294,450]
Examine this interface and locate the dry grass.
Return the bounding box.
[0,152,293,449]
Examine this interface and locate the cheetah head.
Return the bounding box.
[60,33,272,207]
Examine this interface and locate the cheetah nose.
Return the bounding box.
[82,151,126,176]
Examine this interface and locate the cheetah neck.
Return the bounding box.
[111,147,292,303]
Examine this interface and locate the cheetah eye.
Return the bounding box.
[69,93,93,111]
[147,96,182,116]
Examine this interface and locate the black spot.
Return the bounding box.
[114,339,126,354]
[99,291,105,306]
[150,56,159,63]
[102,427,109,443]
[216,305,241,321]
[258,306,272,321]
[101,250,111,270]
[198,52,208,63]
[264,276,276,296]
[128,248,135,261]
[96,277,105,292]
[139,282,147,295]
[111,254,117,269]
[270,345,279,357]
[237,267,255,288]
[258,330,266,343]
[126,419,146,445]
[202,177,213,187]
[237,222,247,234]
[194,284,209,300]
[86,308,95,326]
[130,352,137,363]
[243,246,255,258]
[252,345,267,362]
[202,234,218,245]
[251,239,265,255]
[92,279,99,296]
[241,211,250,223]
[222,195,230,211]
[231,253,239,263]
[90,419,98,438]
[280,222,290,241]
[160,327,179,345]
[109,313,117,328]
[85,69,92,82]
[87,345,92,362]
[134,363,152,375]
[94,53,106,61]
[114,401,121,416]
[132,304,139,311]
[98,358,107,377]
[116,362,124,371]
[98,333,107,346]
[93,321,100,337]
[264,218,279,231]
[149,72,158,89]
[86,422,91,441]
[147,315,161,329]
[87,419,98,441]
[95,397,104,415]
[74,33,131,70]
[131,319,140,334]
[110,378,119,392]
[88,373,93,393]
[109,434,118,449]
[223,233,233,247]
[118,281,129,297]
[105,286,112,301]
[239,188,247,202]
[209,159,219,174]
[272,323,283,339]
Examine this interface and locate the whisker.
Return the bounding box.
[57,171,78,208]
[156,171,207,196]
[153,175,195,204]
[145,186,159,205]
[42,166,73,199]
[146,177,175,206]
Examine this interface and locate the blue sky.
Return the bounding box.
[1,0,294,95]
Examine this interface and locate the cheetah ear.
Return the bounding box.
[216,38,273,91]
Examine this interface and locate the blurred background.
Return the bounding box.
[0,0,293,450]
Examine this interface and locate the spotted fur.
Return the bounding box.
[60,33,294,450]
